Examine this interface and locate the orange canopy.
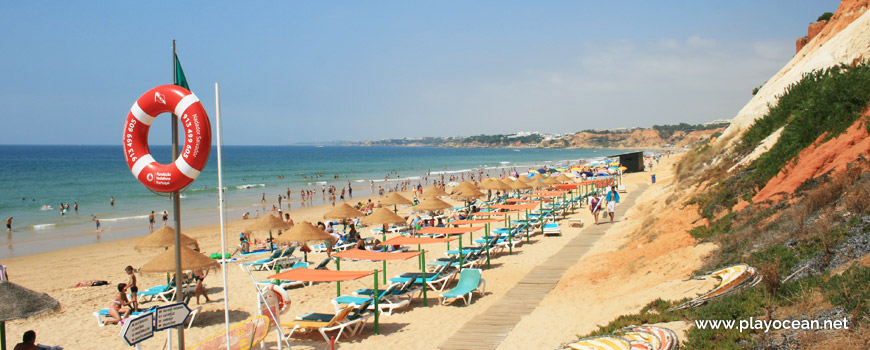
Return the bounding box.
[472,211,522,216]
[532,190,568,195]
[268,269,374,282]
[382,236,457,246]
[554,183,582,190]
[332,249,421,261]
[524,194,557,199]
[417,226,483,235]
[505,198,537,203]
[447,218,505,225]
[490,203,540,210]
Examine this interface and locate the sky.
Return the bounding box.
[0,1,841,145]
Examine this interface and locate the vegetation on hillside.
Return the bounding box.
[578,62,870,348]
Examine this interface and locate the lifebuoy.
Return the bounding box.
[262,284,291,313]
[123,85,211,193]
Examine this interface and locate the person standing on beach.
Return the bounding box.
[148,211,155,230]
[74,202,78,213]
[110,196,114,207]
[261,193,266,203]
[124,266,139,312]
[606,186,619,223]
[5,217,11,231]
[589,195,602,225]
[348,182,353,199]
[277,194,282,208]
[162,211,168,225]
[94,216,101,231]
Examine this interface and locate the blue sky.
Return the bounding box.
[0,1,840,145]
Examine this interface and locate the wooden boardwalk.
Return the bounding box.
[439,185,648,350]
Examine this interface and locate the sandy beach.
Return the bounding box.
[2,154,698,350]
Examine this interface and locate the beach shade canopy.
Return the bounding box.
[139,244,219,273]
[447,218,505,225]
[509,180,532,190]
[268,269,373,282]
[245,214,292,232]
[421,186,449,197]
[517,175,532,183]
[323,203,366,220]
[555,174,573,183]
[379,193,412,206]
[382,236,458,246]
[472,211,522,216]
[134,225,199,251]
[274,221,333,244]
[451,181,479,194]
[505,198,536,203]
[415,197,454,211]
[554,183,583,190]
[491,203,540,211]
[479,178,512,191]
[361,208,406,225]
[452,188,485,201]
[333,249,421,261]
[543,177,561,185]
[0,281,60,322]
[527,180,549,188]
[417,226,483,235]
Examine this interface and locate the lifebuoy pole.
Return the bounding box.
[216,82,232,350]
[171,39,185,350]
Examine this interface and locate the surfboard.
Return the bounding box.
[189,316,271,350]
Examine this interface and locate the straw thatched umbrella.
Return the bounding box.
[379,193,412,213]
[530,173,545,181]
[528,179,549,188]
[555,174,573,183]
[415,196,454,211]
[0,281,60,350]
[543,177,561,185]
[140,245,219,273]
[274,221,334,262]
[323,203,365,232]
[361,208,408,243]
[517,175,532,183]
[451,181,479,194]
[245,214,292,252]
[509,179,532,190]
[452,188,485,201]
[134,225,199,251]
[421,186,448,197]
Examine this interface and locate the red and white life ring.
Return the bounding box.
[123,85,211,193]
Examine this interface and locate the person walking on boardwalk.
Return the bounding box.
[590,195,602,225]
[606,185,619,223]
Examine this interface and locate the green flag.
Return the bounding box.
[174,54,189,90]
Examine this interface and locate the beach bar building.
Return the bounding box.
[610,151,645,173]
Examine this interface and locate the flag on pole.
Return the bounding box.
[174,54,189,90]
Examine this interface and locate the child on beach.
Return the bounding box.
[93,216,101,231]
[124,266,138,312]
[106,283,132,325]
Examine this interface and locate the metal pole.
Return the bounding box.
[335,257,341,297]
[421,249,427,306]
[484,223,490,269]
[171,39,185,349]
[373,270,379,335]
[215,82,232,350]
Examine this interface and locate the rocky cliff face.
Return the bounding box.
[554,127,723,149]
[718,0,870,152]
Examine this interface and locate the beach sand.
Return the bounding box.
[3,154,705,350]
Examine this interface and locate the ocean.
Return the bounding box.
[0,145,624,258]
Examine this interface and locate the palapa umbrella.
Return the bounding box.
[246,214,292,252]
[415,196,453,211]
[452,188,485,204]
[134,225,199,251]
[274,221,334,262]
[555,174,573,183]
[0,281,60,350]
[543,177,561,185]
[451,180,479,194]
[361,207,408,246]
[478,178,511,191]
[323,203,366,232]
[509,179,532,190]
[421,186,448,197]
[379,192,413,213]
[139,245,219,273]
[530,173,545,181]
[527,179,549,188]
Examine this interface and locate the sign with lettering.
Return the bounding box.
[119,312,154,346]
[155,303,192,331]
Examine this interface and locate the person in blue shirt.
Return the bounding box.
[606,186,620,223]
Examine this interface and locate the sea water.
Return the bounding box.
[0,145,623,258]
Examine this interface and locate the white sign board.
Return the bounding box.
[155,303,191,331]
[119,312,154,346]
